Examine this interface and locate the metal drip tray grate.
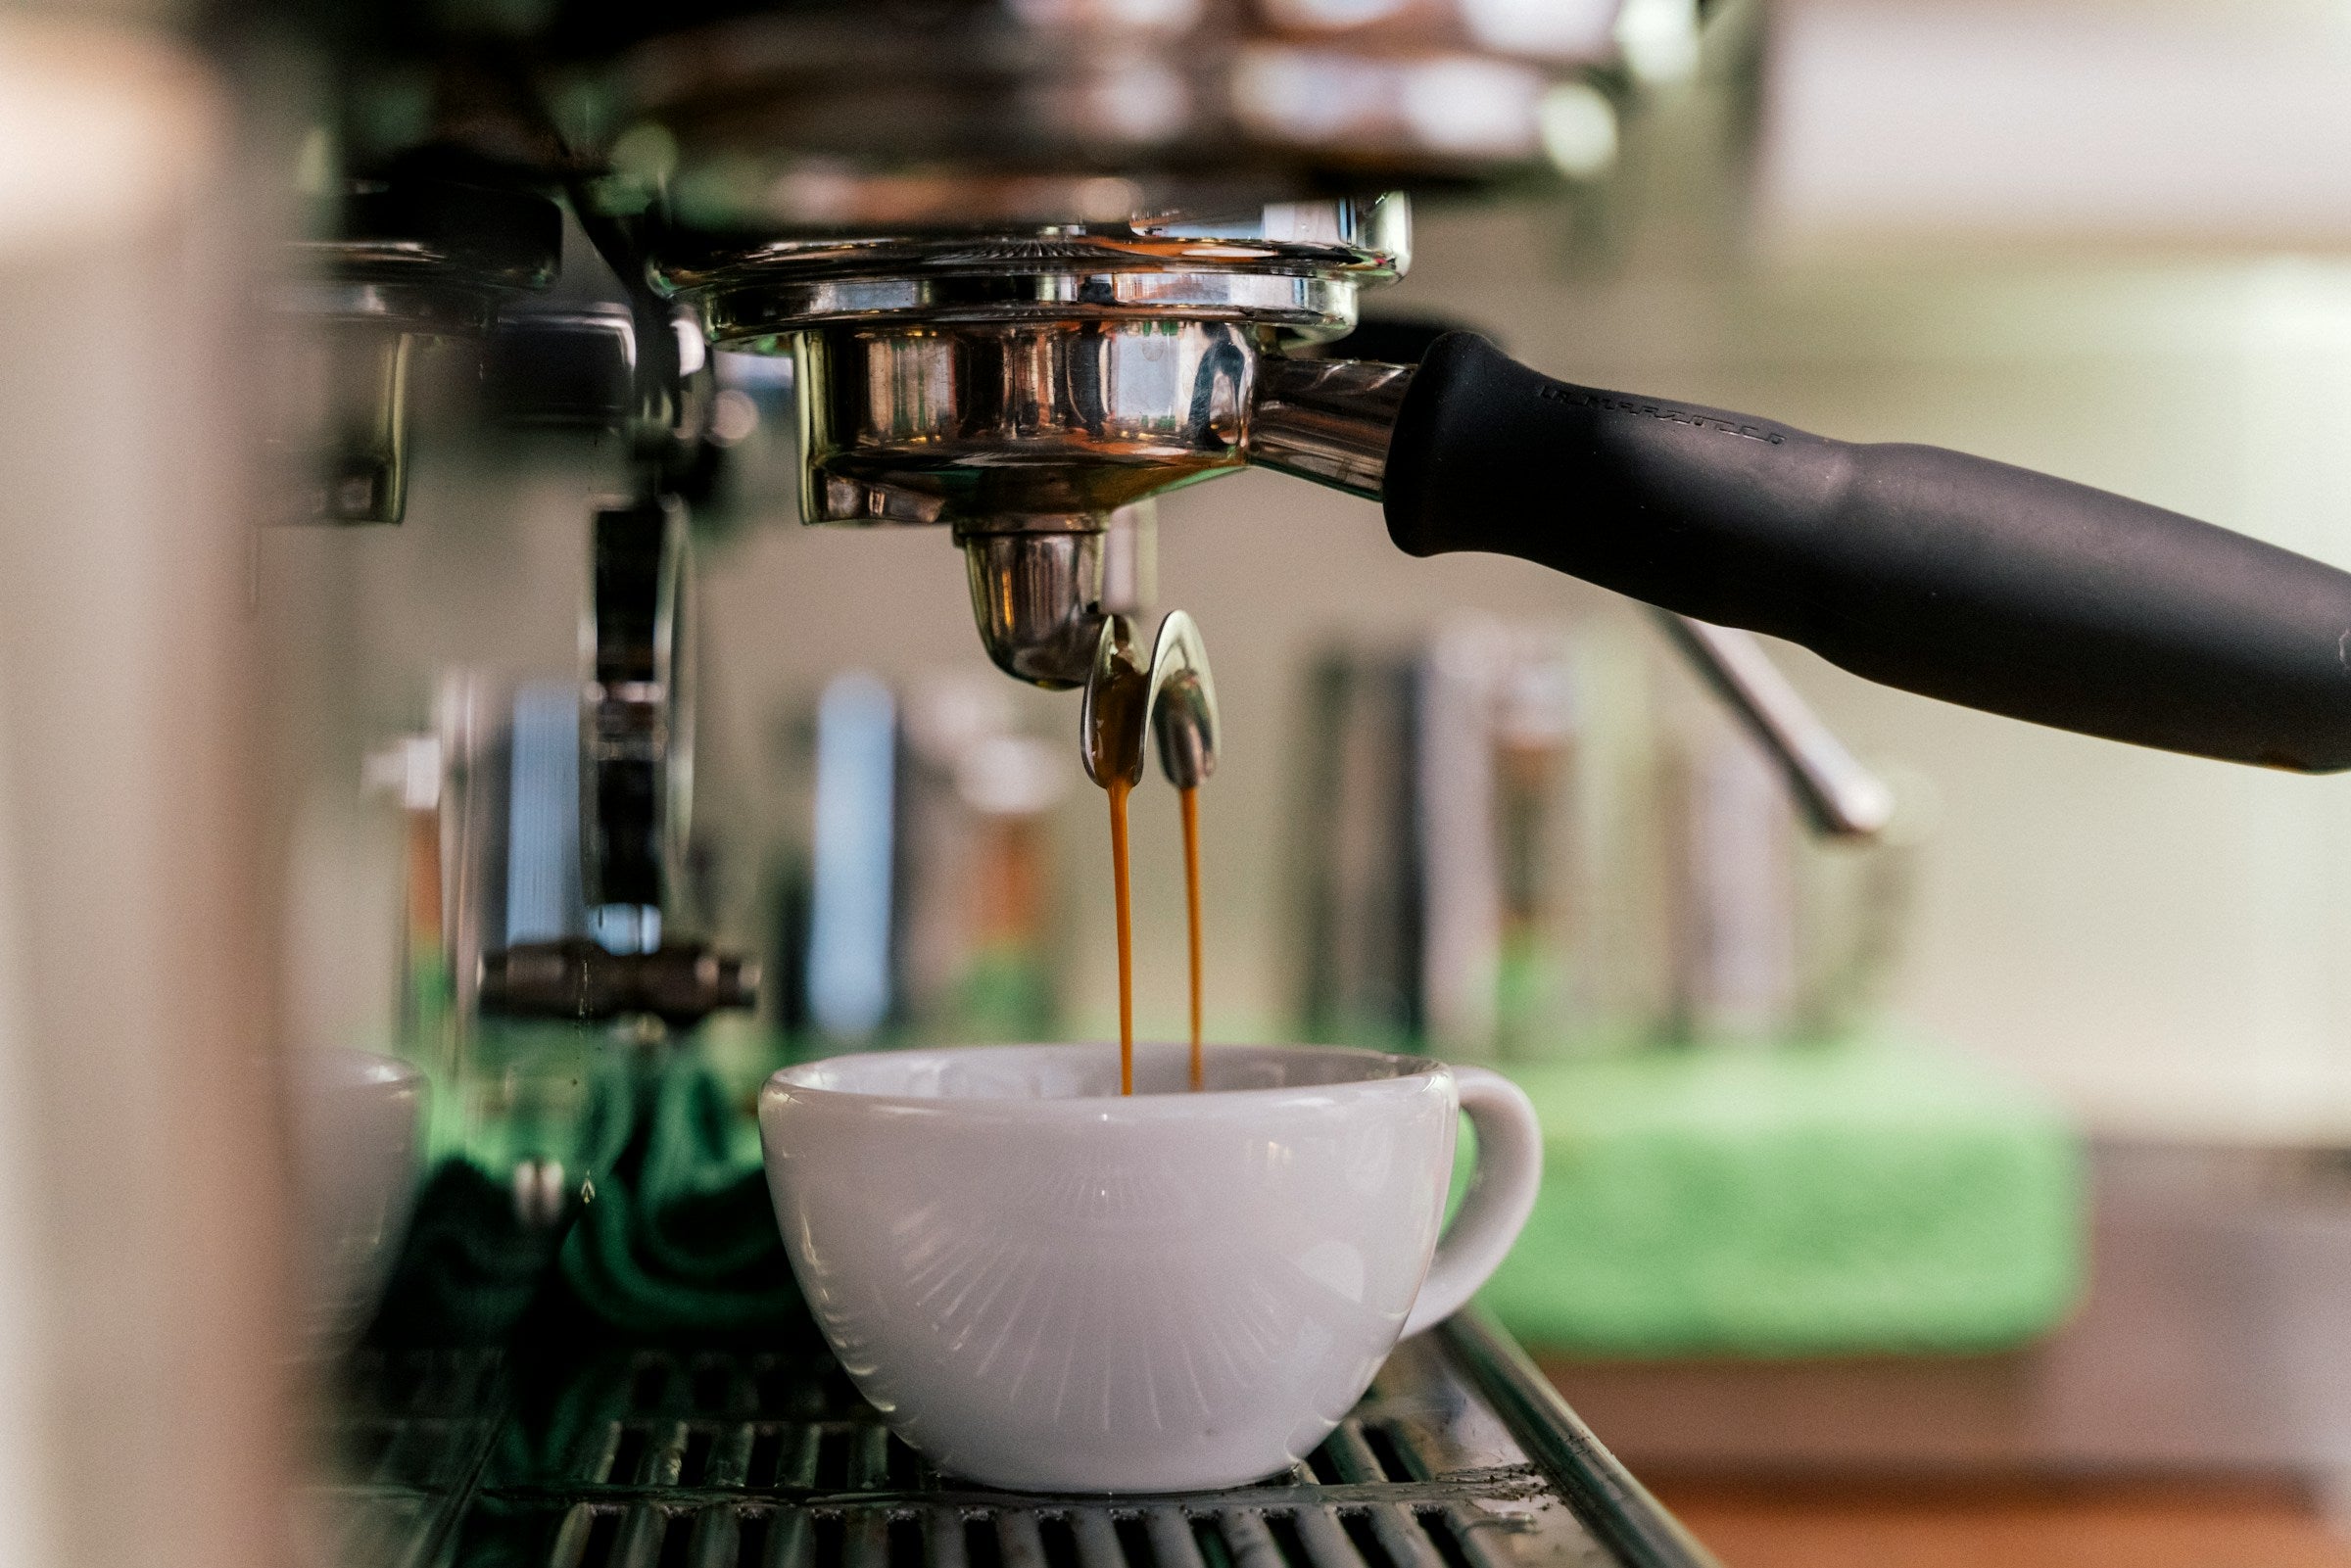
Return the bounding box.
[318,1315,1711,1568]
[308,1350,507,1568]
[525,1488,1527,1568]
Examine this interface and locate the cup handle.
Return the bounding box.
[1402,1066,1544,1338]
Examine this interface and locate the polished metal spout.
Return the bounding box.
[961,525,1108,689]
[960,504,1156,689]
[1247,354,1415,499]
[925,347,1412,690]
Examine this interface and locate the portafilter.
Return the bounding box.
[664,194,2351,772]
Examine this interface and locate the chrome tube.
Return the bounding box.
[1247,355,1415,499]
[1655,612,1895,840]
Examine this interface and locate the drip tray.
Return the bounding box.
[313,1313,1714,1568]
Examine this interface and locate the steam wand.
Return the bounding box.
[1654,614,1894,840]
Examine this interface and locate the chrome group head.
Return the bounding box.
[660,197,1414,689]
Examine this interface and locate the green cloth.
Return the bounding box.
[366,1158,564,1345]
[367,1047,800,1345]
[557,1052,801,1336]
[1476,1039,2084,1357]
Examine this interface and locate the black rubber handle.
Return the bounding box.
[1383,333,2351,773]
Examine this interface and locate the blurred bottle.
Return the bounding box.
[1656,721,1796,1042]
[1655,713,1930,1046]
[775,670,1072,1054]
[897,676,1070,1043]
[1294,618,1614,1060]
[1420,620,1584,1058]
[1294,617,1927,1056]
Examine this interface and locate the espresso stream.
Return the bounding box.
[1085,617,1209,1096]
[1106,777,1136,1094]
[1179,784,1204,1091]
[1102,778,1205,1096]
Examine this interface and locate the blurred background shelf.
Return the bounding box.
[1533,1138,2351,1497]
[1650,1475,2351,1568]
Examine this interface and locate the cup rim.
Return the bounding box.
[295,1045,429,1092]
[763,1040,1446,1117]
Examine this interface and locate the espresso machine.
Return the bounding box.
[19,1,2351,1565]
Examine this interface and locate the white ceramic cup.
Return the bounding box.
[759,1041,1542,1493]
[288,1048,428,1353]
